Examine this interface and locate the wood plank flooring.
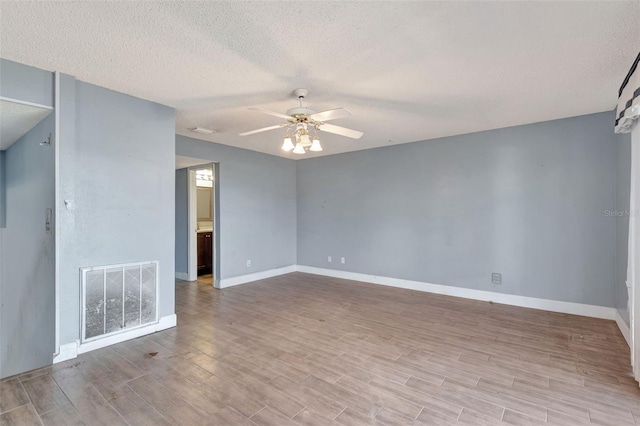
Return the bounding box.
[1,272,638,425]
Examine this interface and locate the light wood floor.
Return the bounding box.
[1,272,638,425]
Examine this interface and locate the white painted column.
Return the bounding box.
[630,122,640,380]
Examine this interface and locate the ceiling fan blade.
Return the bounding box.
[239,123,288,136]
[309,107,352,122]
[248,107,292,120]
[318,123,363,139]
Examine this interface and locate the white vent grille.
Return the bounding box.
[81,261,158,343]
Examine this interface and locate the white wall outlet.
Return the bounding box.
[246,260,251,268]
[341,257,345,264]
[491,273,502,285]
[328,256,332,263]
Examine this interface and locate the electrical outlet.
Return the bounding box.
[341,257,345,264]
[491,273,502,285]
[328,256,332,263]
[246,260,251,268]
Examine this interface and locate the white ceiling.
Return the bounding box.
[0,99,52,150]
[1,2,638,158]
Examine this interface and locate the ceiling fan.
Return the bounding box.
[239,88,363,154]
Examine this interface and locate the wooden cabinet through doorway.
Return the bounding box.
[197,232,212,276]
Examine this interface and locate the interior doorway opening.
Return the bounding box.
[194,166,214,281]
[186,162,220,287]
[0,96,56,378]
[175,156,220,288]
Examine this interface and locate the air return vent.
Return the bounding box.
[81,261,158,343]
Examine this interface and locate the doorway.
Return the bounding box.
[0,97,56,378]
[194,165,214,281]
[187,163,219,287]
[174,157,220,287]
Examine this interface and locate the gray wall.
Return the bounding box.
[175,168,188,274]
[0,114,55,378]
[615,132,631,326]
[0,150,5,227]
[57,77,176,346]
[297,112,617,307]
[0,59,53,107]
[176,136,296,279]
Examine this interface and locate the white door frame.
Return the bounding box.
[629,122,640,381]
[187,169,198,282]
[54,71,61,356]
[187,163,218,285]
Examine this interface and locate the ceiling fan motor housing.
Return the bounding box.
[286,107,315,119]
[287,88,315,120]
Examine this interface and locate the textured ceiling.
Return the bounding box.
[1,1,638,158]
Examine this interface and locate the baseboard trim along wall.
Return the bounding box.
[175,272,190,281]
[219,265,297,288]
[53,314,177,364]
[53,264,630,364]
[295,265,618,321]
[615,310,631,348]
[179,264,628,342]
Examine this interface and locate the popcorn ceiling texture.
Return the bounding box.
[1,1,638,158]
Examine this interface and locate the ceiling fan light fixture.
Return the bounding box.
[310,138,323,152]
[292,143,305,154]
[239,89,363,154]
[299,133,311,147]
[281,136,294,151]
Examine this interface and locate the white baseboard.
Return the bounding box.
[616,310,631,348]
[53,341,79,364]
[219,265,297,288]
[175,272,190,281]
[295,265,617,321]
[53,314,177,363]
[158,313,178,330]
